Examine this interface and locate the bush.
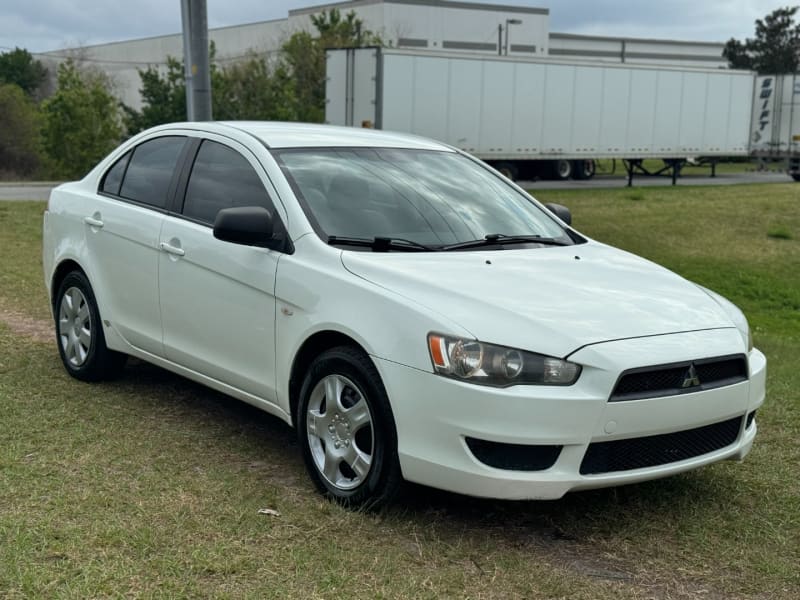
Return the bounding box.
[0,83,43,179]
[41,61,122,180]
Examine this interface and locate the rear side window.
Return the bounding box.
[100,151,131,196]
[182,140,273,224]
[119,136,186,209]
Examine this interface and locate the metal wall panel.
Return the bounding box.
[381,54,415,133]
[446,59,483,152]
[540,65,576,154]
[480,61,516,154]
[627,69,658,154]
[509,62,546,155]
[324,50,348,125]
[410,56,450,142]
[678,72,707,153]
[652,70,682,154]
[570,66,604,154]
[353,48,378,127]
[598,68,630,154]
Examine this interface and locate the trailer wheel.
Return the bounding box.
[572,160,595,180]
[791,174,800,182]
[552,160,572,180]
[494,162,518,181]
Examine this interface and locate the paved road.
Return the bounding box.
[0,183,62,202]
[0,171,793,202]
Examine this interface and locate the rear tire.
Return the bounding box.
[494,162,518,181]
[791,174,800,182]
[297,346,402,509]
[54,271,127,381]
[571,159,596,180]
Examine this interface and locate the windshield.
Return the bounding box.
[274,147,573,249]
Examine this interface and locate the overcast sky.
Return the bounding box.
[0,0,791,54]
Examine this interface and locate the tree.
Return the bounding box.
[0,84,43,178]
[213,54,298,121]
[724,7,800,73]
[281,9,383,123]
[41,60,122,179]
[122,56,187,134]
[0,47,47,97]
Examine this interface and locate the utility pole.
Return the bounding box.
[180,0,212,121]
[180,0,194,121]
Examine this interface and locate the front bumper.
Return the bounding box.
[375,328,766,500]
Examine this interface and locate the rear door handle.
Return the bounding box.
[159,242,185,257]
[83,216,104,228]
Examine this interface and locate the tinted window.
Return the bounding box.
[119,136,186,209]
[183,140,272,224]
[100,151,130,196]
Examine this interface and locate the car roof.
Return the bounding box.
[152,121,454,151]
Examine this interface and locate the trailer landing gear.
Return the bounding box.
[623,159,685,187]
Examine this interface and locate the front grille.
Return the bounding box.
[579,415,743,475]
[466,437,562,471]
[610,355,748,401]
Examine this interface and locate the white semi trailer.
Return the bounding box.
[325,47,800,183]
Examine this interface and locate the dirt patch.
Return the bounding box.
[0,302,53,343]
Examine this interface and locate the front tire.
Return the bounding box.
[297,346,402,509]
[54,271,126,381]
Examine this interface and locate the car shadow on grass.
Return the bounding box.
[110,357,744,570]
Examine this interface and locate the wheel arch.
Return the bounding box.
[288,330,370,427]
[50,259,88,311]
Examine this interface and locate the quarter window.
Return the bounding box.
[119,136,186,209]
[100,151,131,196]
[183,140,273,224]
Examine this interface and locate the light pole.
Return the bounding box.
[505,18,522,56]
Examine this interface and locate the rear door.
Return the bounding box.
[158,135,288,402]
[85,135,188,355]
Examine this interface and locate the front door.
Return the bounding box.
[158,137,285,402]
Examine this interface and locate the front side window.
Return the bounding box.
[119,136,186,209]
[182,140,273,224]
[275,148,573,249]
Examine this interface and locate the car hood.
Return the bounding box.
[340,242,734,358]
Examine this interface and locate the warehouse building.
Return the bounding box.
[40,0,727,109]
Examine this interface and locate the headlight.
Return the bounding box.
[696,285,753,352]
[428,333,581,387]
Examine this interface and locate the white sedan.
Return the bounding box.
[42,122,766,507]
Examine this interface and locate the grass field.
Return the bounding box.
[1,185,799,598]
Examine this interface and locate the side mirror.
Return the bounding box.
[544,202,572,226]
[213,206,276,248]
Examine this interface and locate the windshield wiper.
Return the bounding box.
[327,236,439,252]
[440,233,571,251]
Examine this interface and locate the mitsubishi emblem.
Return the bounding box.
[681,364,701,388]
